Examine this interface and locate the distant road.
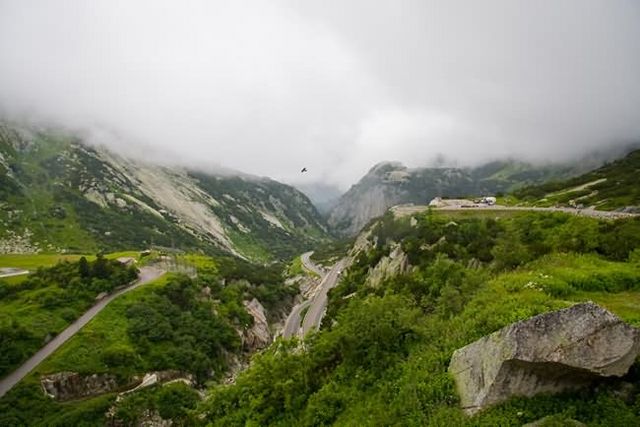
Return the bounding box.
[0,266,165,398]
[300,251,325,276]
[392,203,639,220]
[301,259,348,335]
[0,268,29,279]
[282,251,325,339]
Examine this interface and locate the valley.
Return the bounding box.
[1,3,639,425]
[1,125,640,426]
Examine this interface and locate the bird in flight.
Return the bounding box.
[301,167,308,173]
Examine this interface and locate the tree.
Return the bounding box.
[78,256,90,278]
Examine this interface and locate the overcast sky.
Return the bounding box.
[1,1,639,189]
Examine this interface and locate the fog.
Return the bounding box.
[1,0,639,189]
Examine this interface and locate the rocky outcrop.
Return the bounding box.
[365,244,410,288]
[41,372,120,401]
[449,302,640,414]
[242,298,271,351]
[0,121,330,261]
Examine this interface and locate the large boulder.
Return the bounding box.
[365,244,410,288]
[449,302,640,414]
[242,298,271,351]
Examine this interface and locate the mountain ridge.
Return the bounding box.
[0,122,329,260]
[327,147,638,235]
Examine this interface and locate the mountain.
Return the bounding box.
[513,149,640,211]
[327,151,634,235]
[197,205,640,425]
[295,182,343,214]
[0,122,329,260]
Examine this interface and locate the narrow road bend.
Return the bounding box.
[0,266,165,398]
[301,258,348,336]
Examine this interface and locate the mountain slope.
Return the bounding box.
[199,209,640,426]
[328,152,631,235]
[513,149,640,211]
[0,122,329,260]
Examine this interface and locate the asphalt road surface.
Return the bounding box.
[0,266,165,398]
[300,251,325,276]
[393,203,638,220]
[282,251,326,339]
[301,259,348,336]
[282,299,312,339]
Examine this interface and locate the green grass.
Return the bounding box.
[1,275,28,285]
[37,274,172,377]
[287,255,320,278]
[180,254,217,272]
[433,209,527,220]
[287,256,305,277]
[0,253,87,270]
[0,253,140,378]
[227,229,273,263]
[0,250,143,271]
[514,149,640,210]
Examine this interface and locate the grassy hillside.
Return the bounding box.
[0,254,298,426]
[0,255,138,377]
[200,211,640,426]
[513,149,640,210]
[327,156,613,236]
[0,122,330,260]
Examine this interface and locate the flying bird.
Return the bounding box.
[301,167,308,173]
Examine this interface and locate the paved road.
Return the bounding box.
[0,268,29,278]
[300,251,325,276]
[393,203,639,220]
[0,266,165,398]
[282,299,312,339]
[301,258,348,335]
[282,252,325,339]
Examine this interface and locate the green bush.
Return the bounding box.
[101,344,136,368]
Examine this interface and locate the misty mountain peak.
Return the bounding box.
[368,161,407,175]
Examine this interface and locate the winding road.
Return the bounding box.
[282,299,312,339]
[282,253,349,339]
[0,266,165,398]
[392,203,639,220]
[300,251,325,276]
[301,259,347,335]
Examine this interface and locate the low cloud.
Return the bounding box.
[1,0,639,189]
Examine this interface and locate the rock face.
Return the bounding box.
[41,372,119,401]
[242,298,271,351]
[326,158,608,236]
[449,302,640,414]
[0,121,329,261]
[365,244,410,288]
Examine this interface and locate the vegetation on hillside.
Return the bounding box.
[327,155,614,235]
[0,122,330,260]
[0,255,137,378]
[514,149,640,210]
[200,212,640,426]
[0,255,299,426]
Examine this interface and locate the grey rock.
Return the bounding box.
[242,298,271,351]
[41,371,119,401]
[449,302,640,414]
[365,244,409,288]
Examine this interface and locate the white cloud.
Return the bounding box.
[1,0,639,190]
